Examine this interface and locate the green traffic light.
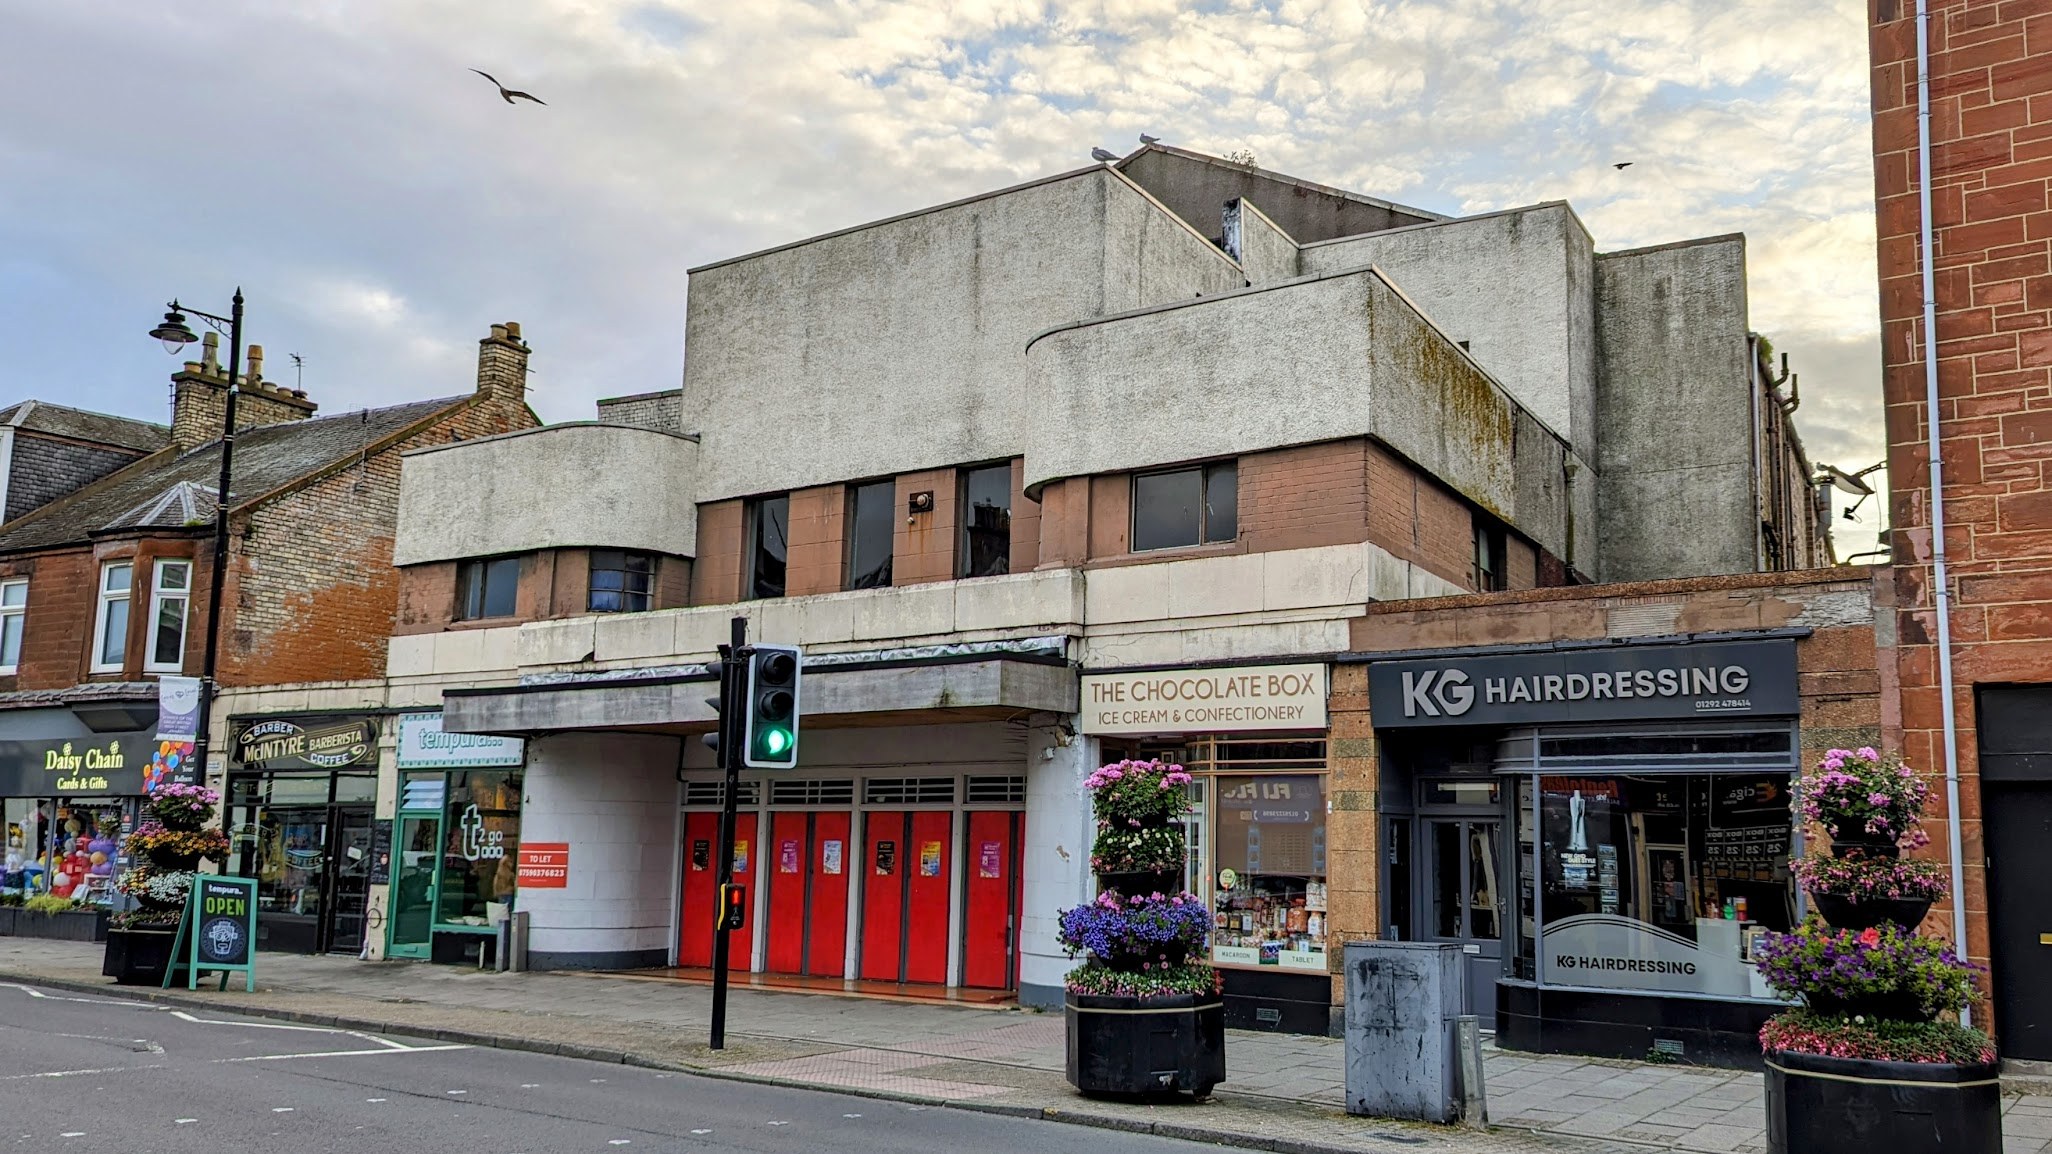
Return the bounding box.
[761,728,792,757]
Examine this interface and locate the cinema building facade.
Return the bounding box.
[204,147,1872,1063]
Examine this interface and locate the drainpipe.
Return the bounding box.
[1748,335,1767,571]
[1914,0,1972,1025]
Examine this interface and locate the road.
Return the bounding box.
[0,982,1225,1153]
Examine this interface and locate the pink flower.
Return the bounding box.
[1857,747,1879,761]
[1858,927,1882,947]
[1868,792,1892,806]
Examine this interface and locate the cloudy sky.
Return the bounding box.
[0,0,1887,550]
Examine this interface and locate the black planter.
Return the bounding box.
[0,907,15,935]
[1765,1049,2001,1154]
[1096,870,1182,899]
[5,908,108,942]
[1066,992,1226,1097]
[1812,893,1935,932]
[1829,835,1901,860]
[102,928,180,986]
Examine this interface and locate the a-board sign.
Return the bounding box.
[164,874,258,992]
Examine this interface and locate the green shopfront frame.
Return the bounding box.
[386,713,525,961]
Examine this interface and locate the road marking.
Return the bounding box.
[365,1099,386,1103]
[690,1129,711,1135]
[3,1064,163,1081]
[272,1108,294,1113]
[446,1090,467,1096]
[609,1141,631,1146]
[219,1043,468,1064]
[519,1083,540,1088]
[843,1113,862,1118]
[167,1010,416,1051]
[0,983,150,1008]
[589,1078,606,1083]
[767,1120,788,1126]
[175,1119,195,1125]
[60,1133,84,1138]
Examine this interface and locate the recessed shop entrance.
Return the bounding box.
[1415,777,1503,1028]
[1978,685,2052,1061]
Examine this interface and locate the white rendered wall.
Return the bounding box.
[519,732,680,968]
[1018,722,1096,1006]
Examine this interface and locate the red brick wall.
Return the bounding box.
[1009,459,1040,572]
[1871,0,2052,980]
[1239,440,1370,553]
[693,500,745,604]
[895,469,957,584]
[219,394,535,685]
[784,484,846,597]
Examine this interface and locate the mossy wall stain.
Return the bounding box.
[1369,277,1517,522]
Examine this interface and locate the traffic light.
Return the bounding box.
[742,644,801,769]
[717,882,747,930]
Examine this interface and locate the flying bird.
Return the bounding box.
[471,69,546,106]
[1090,147,1119,162]
[1613,161,1633,170]
[1140,133,1160,145]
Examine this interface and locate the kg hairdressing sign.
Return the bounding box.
[1080,664,1326,736]
[1366,639,1798,728]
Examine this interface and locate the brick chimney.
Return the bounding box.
[476,322,529,408]
[170,336,318,451]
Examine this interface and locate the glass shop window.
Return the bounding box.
[1209,773,1327,971]
[1511,772,1795,1000]
[437,770,523,927]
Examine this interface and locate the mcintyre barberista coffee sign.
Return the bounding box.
[1366,639,1800,728]
[1080,664,1327,736]
[230,716,379,771]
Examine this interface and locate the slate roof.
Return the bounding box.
[0,400,168,453]
[0,397,463,553]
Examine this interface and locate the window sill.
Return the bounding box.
[1085,540,1243,570]
[443,617,524,631]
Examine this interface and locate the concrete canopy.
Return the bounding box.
[439,657,1078,737]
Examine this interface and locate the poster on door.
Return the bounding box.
[919,841,942,877]
[732,840,749,873]
[779,839,800,874]
[822,840,843,875]
[691,839,710,871]
[875,840,895,875]
[978,841,1002,879]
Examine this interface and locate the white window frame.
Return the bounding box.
[91,561,133,674]
[145,559,191,674]
[0,579,25,675]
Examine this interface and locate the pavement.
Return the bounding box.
[0,982,1229,1153]
[1,939,2048,1154]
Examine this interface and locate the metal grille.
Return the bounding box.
[682,779,761,807]
[862,777,957,805]
[769,779,856,806]
[964,775,1026,804]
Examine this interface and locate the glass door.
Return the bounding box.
[1422,817,1503,1026]
[386,813,442,959]
[325,807,374,955]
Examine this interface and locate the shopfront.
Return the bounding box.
[388,711,525,965]
[1367,637,1804,1063]
[225,713,381,955]
[0,704,157,907]
[1082,662,1332,1033]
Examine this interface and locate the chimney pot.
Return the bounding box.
[201,331,220,374]
[505,321,522,340]
[490,323,509,342]
[246,345,264,383]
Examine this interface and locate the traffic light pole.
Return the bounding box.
[709,615,746,1051]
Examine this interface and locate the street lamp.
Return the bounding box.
[147,289,244,790]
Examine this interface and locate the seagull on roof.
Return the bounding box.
[471,69,546,105]
[1091,147,1119,162]
[1140,133,1160,145]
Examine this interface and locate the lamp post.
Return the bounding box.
[147,290,243,788]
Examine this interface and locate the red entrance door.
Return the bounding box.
[679,811,757,971]
[764,811,852,977]
[859,811,952,984]
[961,811,1024,989]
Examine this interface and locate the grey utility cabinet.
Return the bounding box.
[1342,940,1467,1123]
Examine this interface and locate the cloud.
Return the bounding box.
[0,0,1880,508]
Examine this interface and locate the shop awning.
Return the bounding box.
[438,656,1077,737]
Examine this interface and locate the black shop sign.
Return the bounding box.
[0,731,155,796]
[1367,639,1799,729]
[231,717,378,771]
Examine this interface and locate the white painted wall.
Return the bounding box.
[394,424,699,566]
[1019,723,1095,1005]
[518,732,680,967]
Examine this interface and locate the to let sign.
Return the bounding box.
[1079,664,1327,736]
[517,843,569,889]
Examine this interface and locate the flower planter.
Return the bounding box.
[4,908,109,942]
[1811,893,1933,933]
[1066,991,1226,1097]
[0,908,15,936]
[103,927,181,985]
[1764,1049,2001,1154]
[1828,835,1901,860]
[1095,870,1181,899]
